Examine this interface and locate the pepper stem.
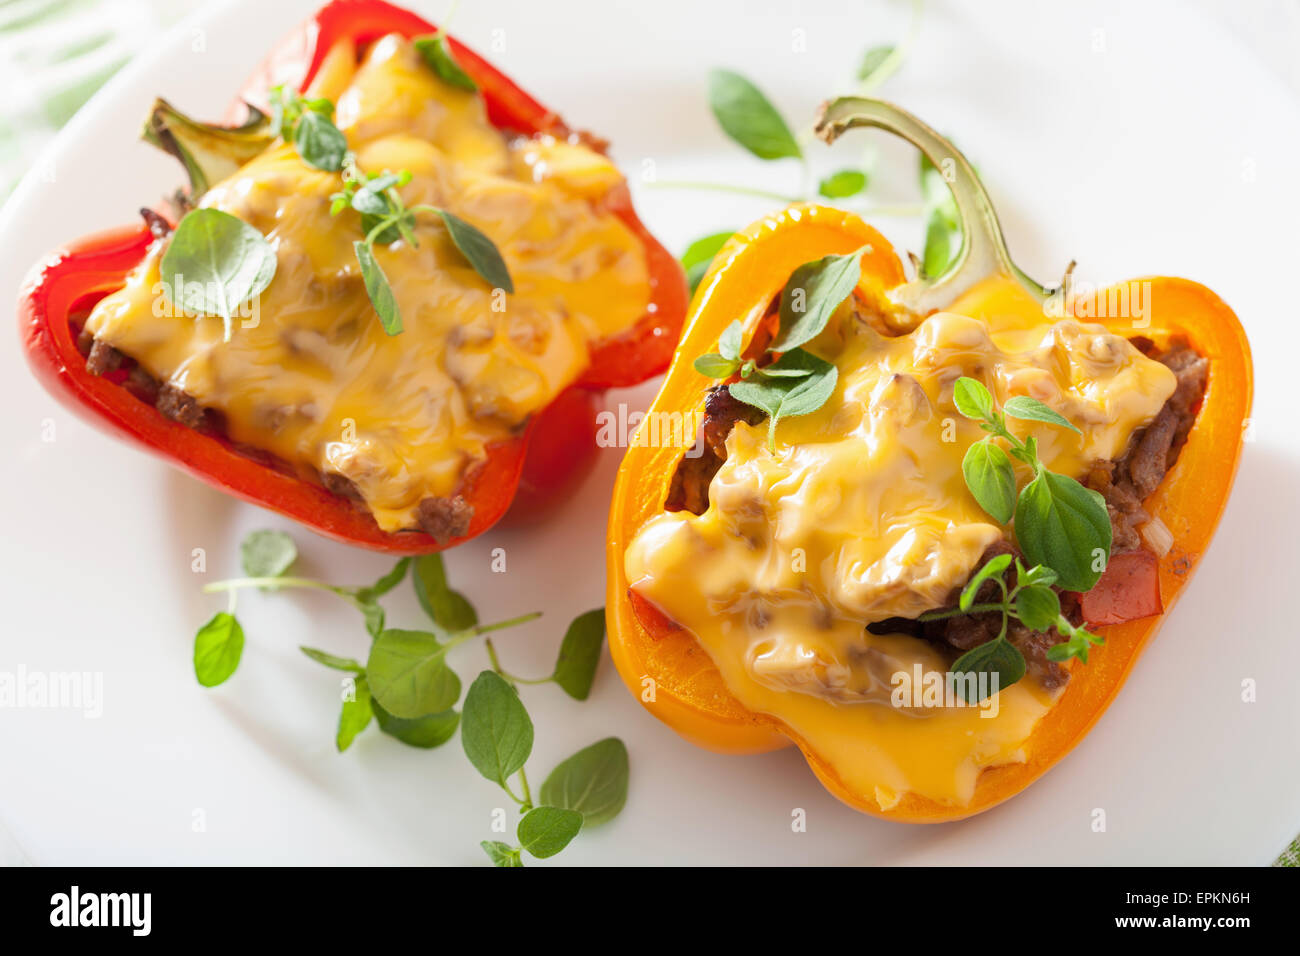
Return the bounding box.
[815,97,1052,316]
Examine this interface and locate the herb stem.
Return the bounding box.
[917,601,1005,622]
[647,180,801,204]
[476,612,543,636]
[516,766,533,812]
[483,636,536,810]
[844,202,926,218]
[857,0,925,95]
[203,576,344,596]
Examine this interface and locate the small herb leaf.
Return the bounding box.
[962,441,1016,525]
[365,628,461,719]
[359,599,385,639]
[959,553,1012,612]
[681,231,734,295]
[952,376,994,421]
[772,249,864,353]
[354,240,402,335]
[415,34,478,92]
[950,638,1027,703]
[299,646,365,674]
[693,353,740,379]
[1003,396,1082,434]
[337,676,373,752]
[480,840,523,867]
[161,209,277,335]
[1015,470,1112,592]
[437,210,514,293]
[461,671,533,787]
[517,807,583,859]
[293,109,347,171]
[706,69,802,161]
[372,701,460,749]
[194,611,244,687]
[240,529,296,579]
[357,558,410,603]
[921,199,960,279]
[539,737,629,826]
[413,554,478,632]
[551,609,605,701]
[1015,584,1062,633]
[719,319,744,361]
[857,44,897,84]
[818,169,868,199]
[728,349,838,451]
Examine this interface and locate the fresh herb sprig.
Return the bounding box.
[693,246,868,450]
[466,655,629,866]
[919,151,961,278]
[414,30,478,92]
[159,208,277,342]
[673,4,925,283]
[193,530,626,864]
[918,554,1104,702]
[953,376,1112,593]
[912,377,1113,697]
[330,159,514,335]
[268,86,348,172]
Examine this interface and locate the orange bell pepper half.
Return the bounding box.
[605,98,1253,821]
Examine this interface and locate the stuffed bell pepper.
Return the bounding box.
[607,99,1252,821]
[19,0,686,553]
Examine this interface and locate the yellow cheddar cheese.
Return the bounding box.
[84,34,650,531]
[625,297,1176,807]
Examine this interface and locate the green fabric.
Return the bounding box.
[0,0,197,196]
[1275,836,1300,867]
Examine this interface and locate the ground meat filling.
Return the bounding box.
[1087,339,1207,551]
[668,335,1208,690]
[665,385,765,514]
[77,301,476,539]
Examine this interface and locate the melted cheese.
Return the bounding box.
[85,34,649,530]
[625,298,1177,808]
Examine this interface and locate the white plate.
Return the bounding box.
[2,0,1297,866]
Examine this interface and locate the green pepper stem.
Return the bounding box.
[814,97,1052,317]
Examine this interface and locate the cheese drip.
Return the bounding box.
[625,301,1177,808]
[85,34,650,530]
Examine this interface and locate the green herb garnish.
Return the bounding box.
[915,376,1113,696]
[680,231,735,295]
[193,611,244,687]
[856,45,897,85]
[193,529,628,864]
[268,86,347,171]
[707,69,802,161]
[817,169,868,199]
[919,151,961,278]
[159,208,277,341]
[330,160,514,334]
[729,349,838,451]
[415,33,478,92]
[692,248,869,450]
[953,375,1111,592]
[920,554,1105,700]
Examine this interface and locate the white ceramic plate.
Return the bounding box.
[1,0,1296,865]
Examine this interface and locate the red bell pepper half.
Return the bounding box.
[17,0,686,554]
